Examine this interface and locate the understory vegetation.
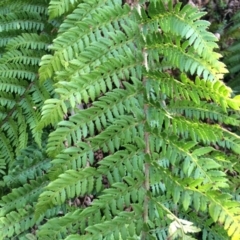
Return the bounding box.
[0,0,239,239]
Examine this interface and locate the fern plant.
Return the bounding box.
[0,0,55,172]
[0,0,240,239]
[222,8,240,94]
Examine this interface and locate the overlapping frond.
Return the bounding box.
[34,0,240,239]
[48,0,83,19]
[0,0,54,165]
[224,9,240,93]
[37,175,144,239]
[0,143,51,239]
[143,1,228,80]
[0,0,239,239]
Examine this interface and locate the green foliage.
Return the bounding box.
[0,0,240,240]
[0,0,54,168]
[223,9,240,94]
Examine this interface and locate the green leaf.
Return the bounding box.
[209,203,221,222]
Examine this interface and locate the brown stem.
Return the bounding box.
[131,1,150,238]
[141,25,150,240]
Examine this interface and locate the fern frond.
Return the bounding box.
[0,176,48,217]
[46,82,142,156]
[0,206,36,239]
[67,211,139,240]
[0,12,45,32]
[0,31,23,50]
[48,0,83,19]
[38,54,142,131]
[37,176,144,238]
[3,144,50,188]
[39,2,133,81]
[57,0,116,33]
[0,204,64,239]
[0,0,54,163]
[145,71,239,111]
[6,33,50,51]
[207,192,240,240]
[151,163,240,239]
[35,168,100,218]
[0,0,239,239]
[223,9,240,94]
[169,100,240,126]
[143,1,228,80]
[146,34,226,80]
[189,211,228,240]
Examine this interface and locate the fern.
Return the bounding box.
[0,0,54,166]
[0,0,240,239]
[223,9,240,94]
